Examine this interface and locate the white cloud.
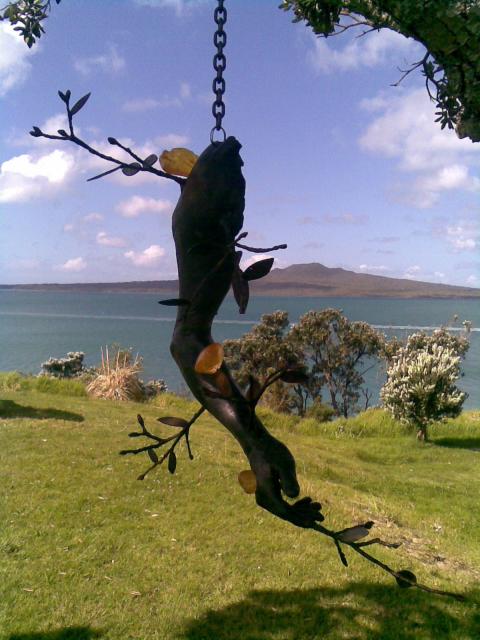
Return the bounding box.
[122,82,191,113]
[0,149,75,203]
[96,231,127,248]
[241,253,274,270]
[321,212,368,225]
[156,133,190,147]
[358,264,391,273]
[403,265,421,279]
[124,245,165,266]
[116,195,173,218]
[74,45,125,76]
[446,224,477,251]
[122,97,181,112]
[180,82,191,99]
[83,212,104,223]
[0,23,38,96]
[63,223,75,233]
[134,0,207,16]
[359,88,480,208]
[308,28,423,73]
[466,274,478,285]
[59,257,87,272]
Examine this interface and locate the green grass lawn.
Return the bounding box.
[1,381,480,640]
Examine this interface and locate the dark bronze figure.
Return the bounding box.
[170,137,323,528]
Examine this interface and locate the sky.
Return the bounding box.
[0,0,479,287]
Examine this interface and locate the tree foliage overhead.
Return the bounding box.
[0,0,61,47]
[280,0,480,142]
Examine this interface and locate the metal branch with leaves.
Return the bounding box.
[29,90,186,187]
[120,409,204,480]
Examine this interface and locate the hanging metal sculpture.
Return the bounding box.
[29,0,464,601]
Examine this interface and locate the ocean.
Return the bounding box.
[1,290,478,409]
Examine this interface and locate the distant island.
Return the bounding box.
[1,263,479,298]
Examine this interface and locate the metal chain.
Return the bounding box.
[211,0,227,143]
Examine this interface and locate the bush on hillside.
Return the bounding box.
[39,351,90,378]
[304,399,336,423]
[86,346,168,402]
[381,341,467,441]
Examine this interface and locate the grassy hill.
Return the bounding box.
[1,380,480,639]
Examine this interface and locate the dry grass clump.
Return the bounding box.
[86,346,144,401]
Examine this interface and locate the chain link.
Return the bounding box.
[211,0,227,143]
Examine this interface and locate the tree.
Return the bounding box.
[224,311,304,414]
[280,0,480,142]
[381,341,467,441]
[225,309,385,418]
[0,0,61,47]
[290,309,385,417]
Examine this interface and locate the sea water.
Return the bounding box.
[0,290,478,408]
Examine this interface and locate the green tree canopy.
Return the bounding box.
[280,0,480,141]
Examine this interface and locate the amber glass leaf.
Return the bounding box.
[238,470,257,494]
[194,343,224,375]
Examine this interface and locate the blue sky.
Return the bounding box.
[0,0,479,286]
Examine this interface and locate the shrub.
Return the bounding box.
[381,343,467,441]
[304,399,336,423]
[39,351,88,378]
[86,346,145,402]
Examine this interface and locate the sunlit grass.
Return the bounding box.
[1,387,479,640]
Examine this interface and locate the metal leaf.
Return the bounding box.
[232,264,249,314]
[194,343,224,375]
[168,451,177,474]
[242,258,274,282]
[128,432,142,438]
[70,92,91,116]
[395,570,417,589]
[137,414,145,429]
[147,449,159,463]
[337,522,374,543]
[57,129,68,137]
[122,163,142,176]
[158,416,189,429]
[238,469,257,494]
[143,154,158,167]
[158,298,190,306]
[210,370,232,398]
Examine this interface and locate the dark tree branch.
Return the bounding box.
[30,90,186,186]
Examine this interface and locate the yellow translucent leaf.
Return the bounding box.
[238,470,257,494]
[194,343,224,375]
[159,148,198,177]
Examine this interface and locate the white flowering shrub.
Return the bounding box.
[381,343,467,440]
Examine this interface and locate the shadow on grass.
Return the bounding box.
[8,627,101,640]
[0,400,84,422]
[181,583,480,640]
[433,437,480,451]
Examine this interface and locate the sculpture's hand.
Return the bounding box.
[249,434,324,528]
